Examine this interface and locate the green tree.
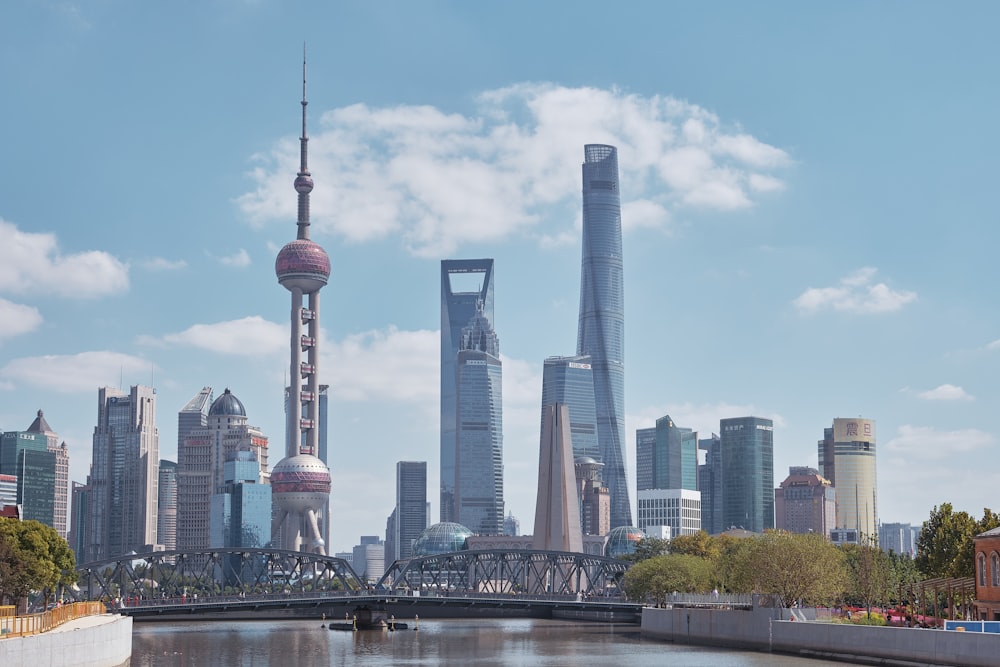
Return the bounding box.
[0,519,62,608]
[669,531,736,561]
[625,537,670,563]
[842,538,893,617]
[887,550,921,603]
[915,503,977,578]
[623,553,713,604]
[724,531,848,607]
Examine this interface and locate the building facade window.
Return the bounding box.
[992,552,1000,587]
[980,553,988,587]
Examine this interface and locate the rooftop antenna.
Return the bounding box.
[296,41,312,242]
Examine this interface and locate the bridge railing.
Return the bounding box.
[655,593,755,608]
[0,601,106,639]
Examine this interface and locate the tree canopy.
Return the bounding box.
[623,553,714,604]
[915,504,999,578]
[725,531,847,607]
[842,538,894,614]
[0,519,76,607]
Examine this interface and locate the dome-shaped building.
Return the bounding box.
[412,522,473,557]
[209,388,247,417]
[605,526,644,559]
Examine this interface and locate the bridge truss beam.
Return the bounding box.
[76,548,364,602]
[378,549,629,598]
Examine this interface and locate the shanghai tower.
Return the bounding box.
[272,53,332,554]
[576,144,631,528]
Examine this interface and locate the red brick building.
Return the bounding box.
[974,527,1000,620]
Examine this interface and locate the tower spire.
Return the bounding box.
[294,42,314,240]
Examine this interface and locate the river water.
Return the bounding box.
[132,618,851,666]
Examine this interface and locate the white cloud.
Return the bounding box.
[0,219,129,298]
[0,298,43,342]
[0,351,153,393]
[794,267,917,314]
[885,425,993,460]
[325,327,439,403]
[622,199,670,232]
[238,84,790,257]
[160,316,286,356]
[142,257,187,271]
[219,249,251,267]
[917,384,974,401]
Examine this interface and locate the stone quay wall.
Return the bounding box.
[642,606,1000,667]
[0,613,132,667]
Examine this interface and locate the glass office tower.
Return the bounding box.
[393,461,428,560]
[540,355,599,462]
[720,416,774,533]
[636,415,697,491]
[440,258,494,524]
[454,299,504,535]
[0,430,55,527]
[577,144,630,528]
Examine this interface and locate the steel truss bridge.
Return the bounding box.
[75,548,637,621]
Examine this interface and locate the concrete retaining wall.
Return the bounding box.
[0,614,132,667]
[643,607,1000,667]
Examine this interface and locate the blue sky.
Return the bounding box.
[2,1,999,554]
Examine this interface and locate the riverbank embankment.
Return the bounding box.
[642,606,1000,667]
[0,613,132,667]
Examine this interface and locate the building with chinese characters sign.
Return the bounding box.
[818,417,877,540]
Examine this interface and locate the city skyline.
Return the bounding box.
[2,3,1000,553]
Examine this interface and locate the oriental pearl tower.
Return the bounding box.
[271,53,332,554]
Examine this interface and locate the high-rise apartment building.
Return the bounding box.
[818,417,878,540]
[271,57,332,554]
[720,416,774,533]
[352,535,385,583]
[85,385,159,561]
[637,488,702,537]
[879,522,914,556]
[157,460,177,552]
[454,298,504,534]
[440,258,494,524]
[697,433,723,534]
[177,388,269,553]
[69,481,90,561]
[388,461,427,562]
[540,356,599,462]
[575,456,610,536]
[774,466,836,536]
[577,144,630,528]
[25,410,69,538]
[0,430,55,529]
[636,416,698,492]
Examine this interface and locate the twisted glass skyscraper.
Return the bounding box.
[577,144,631,528]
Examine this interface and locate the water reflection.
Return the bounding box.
[133,618,850,666]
